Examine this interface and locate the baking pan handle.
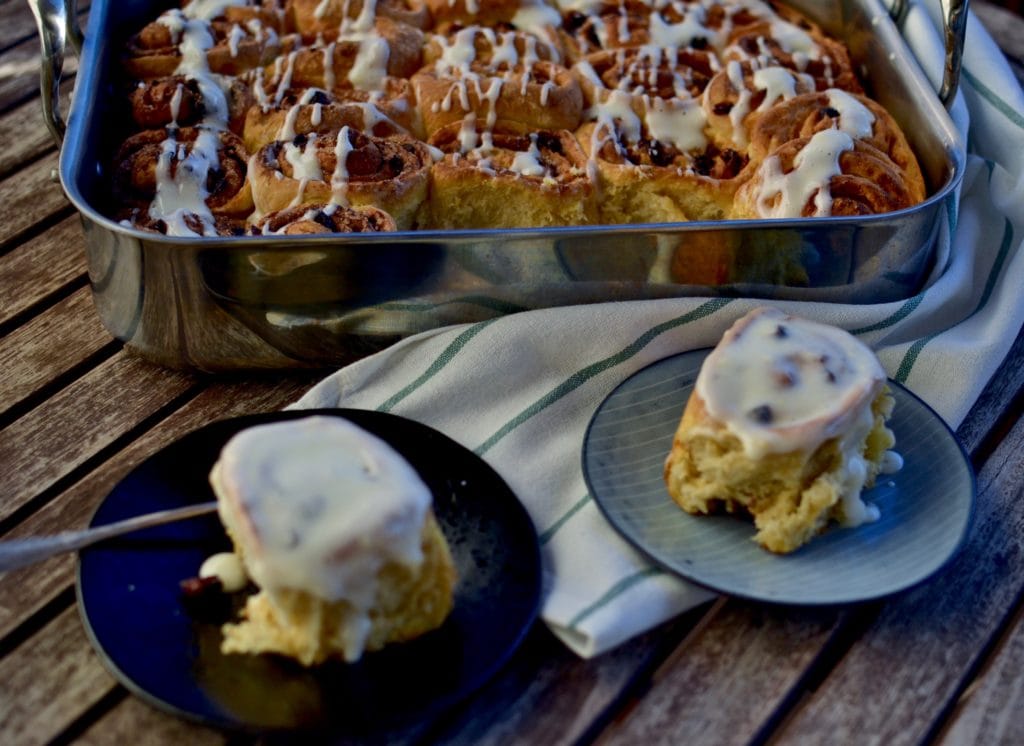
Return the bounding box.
[27,0,78,145]
[939,0,968,110]
[889,0,968,111]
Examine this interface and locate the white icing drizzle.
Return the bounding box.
[227,23,244,57]
[278,87,328,141]
[825,88,875,140]
[211,416,431,662]
[199,551,248,592]
[754,128,854,218]
[509,133,547,176]
[330,125,354,206]
[181,0,249,22]
[283,133,324,206]
[645,97,707,151]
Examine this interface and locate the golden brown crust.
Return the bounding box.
[413,59,582,137]
[250,131,431,228]
[425,123,597,228]
[286,0,432,34]
[734,137,919,218]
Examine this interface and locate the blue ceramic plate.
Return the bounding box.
[77,409,540,736]
[582,349,975,605]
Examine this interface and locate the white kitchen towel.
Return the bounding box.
[293,0,1024,657]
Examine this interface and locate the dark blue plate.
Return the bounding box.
[582,349,975,605]
[77,409,541,736]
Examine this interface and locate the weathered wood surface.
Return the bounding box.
[0,2,1021,745]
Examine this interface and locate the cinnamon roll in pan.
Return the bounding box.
[746,90,926,202]
[424,123,597,229]
[124,8,282,80]
[574,46,718,109]
[412,60,583,137]
[242,89,411,151]
[286,0,432,33]
[421,25,561,69]
[255,19,424,92]
[129,75,254,133]
[249,130,432,229]
[112,127,254,220]
[733,131,920,219]
[576,109,745,224]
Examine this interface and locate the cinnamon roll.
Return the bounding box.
[577,91,744,223]
[117,207,248,237]
[242,87,412,150]
[573,44,718,112]
[124,7,282,80]
[286,0,432,33]
[112,127,254,235]
[746,89,925,201]
[664,307,900,554]
[424,122,597,228]
[412,57,583,137]
[427,0,560,35]
[733,130,921,219]
[249,129,432,228]
[129,75,254,133]
[254,18,424,94]
[722,17,863,93]
[251,202,397,234]
[701,61,816,150]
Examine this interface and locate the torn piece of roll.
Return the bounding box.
[664,307,901,554]
[212,415,457,666]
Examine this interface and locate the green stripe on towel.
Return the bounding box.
[569,567,664,629]
[539,494,592,546]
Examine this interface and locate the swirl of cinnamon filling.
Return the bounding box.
[746,89,925,201]
[124,9,283,80]
[734,130,919,218]
[112,127,254,219]
[252,203,398,234]
[413,60,583,137]
[250,130,432,228]
[117,207,248,237]
[722,18,862,94]
[242,86,411,150]
[574,45,718,111]
[129,75,254,132]
[286,0,432,33]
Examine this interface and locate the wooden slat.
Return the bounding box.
[0,606,116,746]
[595,603,842,745]
[0,287,110,418]
[428,621,692,746]
[0,374,318,640]
[939,602,1024,744]
[0,352,195,526]
[0,215,85,326]
[0,78,74,180]
[77,696,228,746]
[0,152,71,250]
[0,34,79,113]
[771,409,1024,744]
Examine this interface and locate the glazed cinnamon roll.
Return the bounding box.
[252,202,398,234]
[124,7,282,80]
[428,0,560,35]
[413,59,583,137]
[722,17,863,93]
[733,130,921,218]
[701,61,815,150]
[129,75,254,133]
[249,129,432,228]
[577,90,743,223]
[286,0,432,33]
[746,89,925,201]
[242,87,412,150]
[573,45,719,113]
[424,122,597,228]
[113,127,254,233]
[254,19,424,94]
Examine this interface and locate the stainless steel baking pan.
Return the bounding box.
[30,0,967,371]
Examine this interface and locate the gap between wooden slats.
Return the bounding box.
[0,153,76,254]
[0,23,80,116]
[0,77,76,181]
[0,0,91,54]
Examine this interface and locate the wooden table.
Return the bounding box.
[2,2,1023,744]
